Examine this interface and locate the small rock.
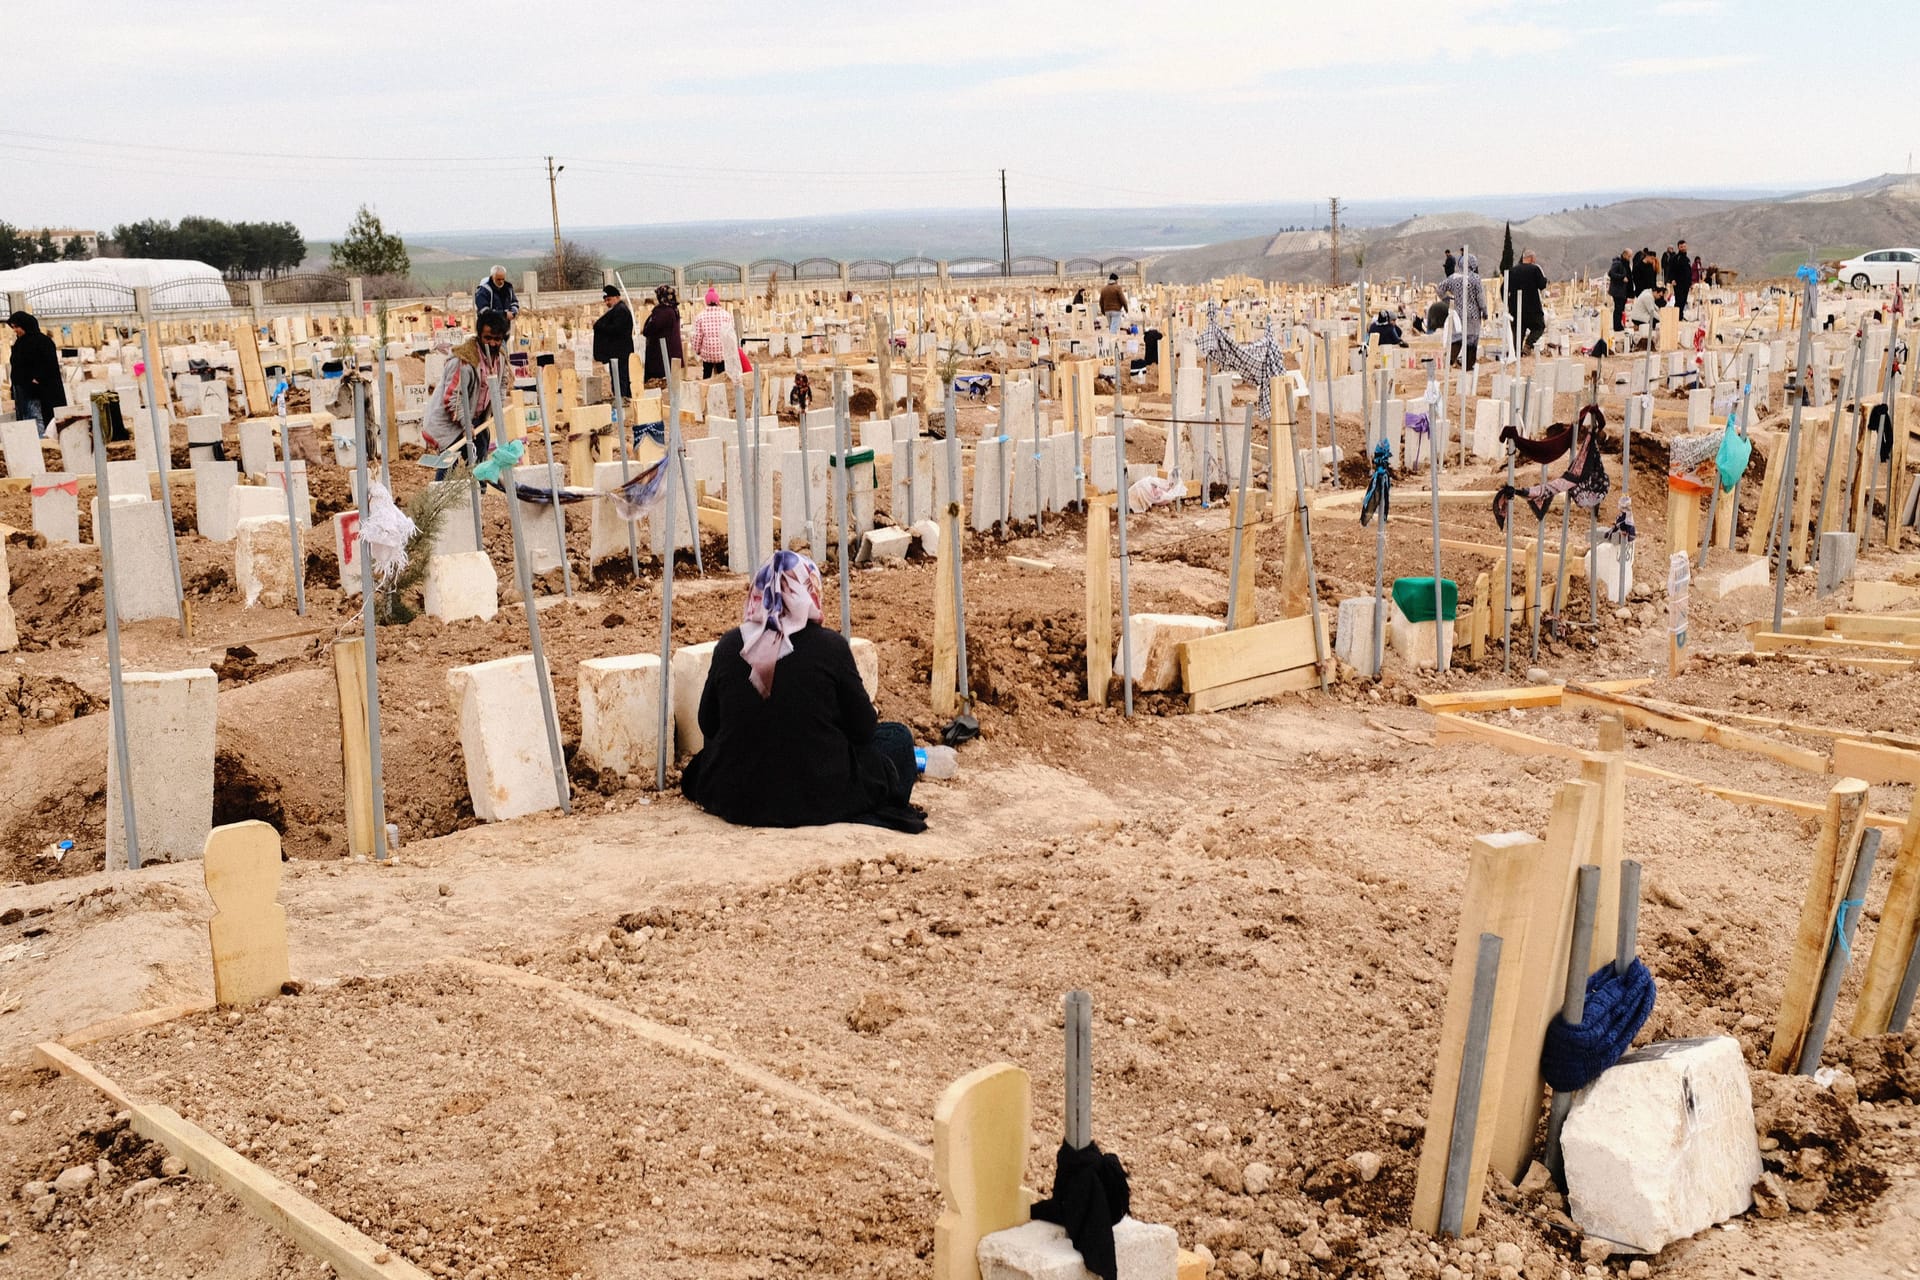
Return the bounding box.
[52,1165,94,1194]
[1242,1161,1274,1195]
[1203,1151,1244,1194]
[160,1156,186,1178]
[20,1179,49,1199]
[1517,1160,1553,1195]
[1192,1244,1216,1274]
[374,1252,391,1265]
[1349,1150,1383,1182]
[326,1095,346,1115]
[1628,1263,1651,1280]
[119,1176,161,1205]
[698,1143,717,1162]
[1493,1242,1524,1270]
[1227,1249,1257,1278]
[437,883,452,897]
[6,1109,24,1124]
[1526,667,1550,684]
[1579,1237,1613,1263]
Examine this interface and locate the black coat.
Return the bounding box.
[640,303,683,380]
[593,301,635,363]
[1507,262,1548,326]
[682,622,886,827]
[1632,256,1658,294]
[1606,257,1633,299]
[7,313,65,413]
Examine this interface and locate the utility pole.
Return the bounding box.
[1001,169,1012,278]
[1328,196,1341,288]
[546,155,567,287]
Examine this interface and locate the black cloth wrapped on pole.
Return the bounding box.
[1030,1140,1132,1280]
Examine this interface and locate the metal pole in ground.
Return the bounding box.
[1032,368,1046,535]
[1588,374,1601,622]
[496,413,571,816]
[1427,365,1446,672]
[1619,394,1639,608]
[1439,932,1504,1237]
[1114,356,1134,716]
[1886,300,1904,544]
[273,391,307,616]
[1835,327,1872,531]
[1323,331,1337,486]
[833,370,853,636]
[1064,990,1092,1149]
[1891,913,1920,1033]
[1226,404,1255,631]
[657,366,683,792]
[1305,327,1320,488]
[531,368,573,598]
[1797,828,1882,1074]
[1774,274,1816,630]
[797,362,817,554]
[350,380,389,862]
[942,382,971,708]
[1812,330,1862,561]
[137,326,187,635]
[92,392,141,871]
[1289,418,1332,692]
[1545,864,1602,1184]
[1615,859,1642,976]
[609,360,641,580]
[660,344,703,577]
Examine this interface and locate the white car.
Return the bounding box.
[1836,249,1920,289]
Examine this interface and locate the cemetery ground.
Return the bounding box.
[4,369,1920,1278]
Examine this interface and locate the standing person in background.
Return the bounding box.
[1438,252,1486,370]
[474,265,520,330]
[1670,239,1694,316]
[422,308,508,479]
[1606,250,1634,331]
[6,311,65,435]
[640,284,683,388]
[1633,248,1658,296]
[1098,273,1129,332]
[593,284,635,401]
[1443,250,1457,279]
[692,287,737,379]
[1506,251,1549,355]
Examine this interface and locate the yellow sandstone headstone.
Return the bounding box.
[204,820,290,1007]
[933,1062,1032,1280]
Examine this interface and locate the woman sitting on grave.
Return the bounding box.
[423,308,508,480]
[681,551,926,833]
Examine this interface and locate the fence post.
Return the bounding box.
[348,277,364,311]
[6,291,25,315]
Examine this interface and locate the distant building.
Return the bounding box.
[33,228,100,257]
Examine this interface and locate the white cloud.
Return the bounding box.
[1652,0,1727,15]
[1621,53,1757,76]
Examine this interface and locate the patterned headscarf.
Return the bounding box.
[741,550,824,698]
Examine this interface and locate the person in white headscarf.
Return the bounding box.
[1438,251,1487,370]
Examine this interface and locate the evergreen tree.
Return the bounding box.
[33,230,58,263]
[1498,221,1515,275]
[330,205,409,277]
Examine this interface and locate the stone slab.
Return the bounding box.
[106,667,217,868]
[235,514,299,609]
[29,473,80,544]
[670,640,719,759]
[446,654,564,822]
[978,1218,1178,1280]
[1124,613,1224,691]
[425,551,498,623]
[101,499,180,623]
[1388,600,1453,672]
[192,460,239,542]
[1563,1036,1760,1255]
[577,653,667,779]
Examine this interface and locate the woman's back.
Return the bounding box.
[686,622,879,827]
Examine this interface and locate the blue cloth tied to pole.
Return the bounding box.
[1540,958,1657,1092]
[1360,439,1393,526]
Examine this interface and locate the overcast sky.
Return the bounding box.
[5,0,1914,240]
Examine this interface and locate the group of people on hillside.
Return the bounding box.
[1605,242,1705,340]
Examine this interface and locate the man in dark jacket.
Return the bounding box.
[1506,252,1549,354]
[474,266,519,330]
[1670,239,1693,316]
[592,285,635,401]
[1606,251,1634,331]
[7,311,66,433]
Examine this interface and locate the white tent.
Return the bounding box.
[0,258,230,315]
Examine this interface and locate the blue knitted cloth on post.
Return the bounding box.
[1540,958,1657,1092]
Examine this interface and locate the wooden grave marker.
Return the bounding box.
[205,820,290,1007]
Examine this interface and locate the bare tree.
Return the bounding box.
[536,240,604,291]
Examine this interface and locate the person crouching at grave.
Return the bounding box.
[594,284,636,402]
[1366,311,1405,347]
[641,285,683,388]
[1438,253,1487,370]
[1627,284,1668,350]
[681,551,926,833]
[692,287,738,379]
[423,308,508,480]
[7,311,66,436]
